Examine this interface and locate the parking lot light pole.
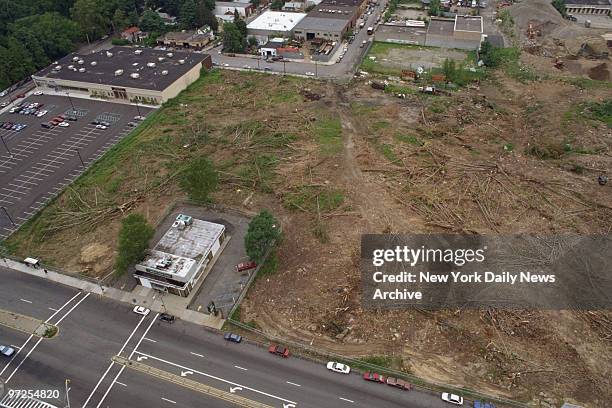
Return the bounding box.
[135,99,142,117]
[1,206,15,227]
[65,92,75,114]
[74,148,85,167]
[283,60,286,75]
[315,60,318,77]
[0,134,11,157]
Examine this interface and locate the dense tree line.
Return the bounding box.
[0,0,217,91]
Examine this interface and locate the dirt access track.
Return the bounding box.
[4,63,611,408]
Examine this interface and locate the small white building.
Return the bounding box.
[215,1,255,18]
[134,215,226,297]
[247,11,307,43]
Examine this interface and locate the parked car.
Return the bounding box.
[224,332,242,343]
[132,306,150,316]
[0,345,15,357]
[441,392,464,405]
[0,102,7,108]
[127,122,137,127]
[67,116,77,121]
[58,122,70,127]
[33,90,43,96]
[268,344,290,358]
[326,361,350,374]
[41,123,53,129]
[473,401,495,408]
[363,371,385,383]
[159,313,175,323]
[386,377,412,390]
[236,261,257,272]
[95,124,107,130]
[134,115,146,121]
[16,93,25,98]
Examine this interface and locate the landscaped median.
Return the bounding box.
[0,309,58,338]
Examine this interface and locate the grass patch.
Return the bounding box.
[379,143,399,162]
[577,100,612,128]
[566,77,612,90]
[371,121,390,131]
[315,117,343,155]
[236,154,279,193]
[253,250,278,283]
[395,133,424,146]
[283,186,345,213]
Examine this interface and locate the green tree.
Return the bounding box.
[552,0,566,17]
[250,0,261,8]
[442,58,457,82]
[71,0,110,42]
[234,18,247,38]
[115,213,154,275]
[179,157,219,202]
[222,22,246,52]
[196,1,218,31]
[429,0,441,16]
[140,9,165,32]
[270,0,284,10]
[113,9,129,31]
[179,0,199,29]
[244,210,281,263]
[248,35,258,47]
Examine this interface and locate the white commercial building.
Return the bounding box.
[247,11,307,43]
[134,214,226,297]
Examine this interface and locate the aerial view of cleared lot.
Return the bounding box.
[0,95,151,239]
[3,60,611,407]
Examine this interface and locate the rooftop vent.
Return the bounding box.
[90,61,97,66]
[77,59,85,64]
[178,59,185,64]
[114,69,124,76]
[78,68,86,73]
[53,65,62,71]
[130,73,140,79]
[68,65,75,70]
[161,70,169,75]
[135,49,143,55]
[147,62,156,68]
[158,57,166,62]
[166,52,174,58]
[72,56,79,62]
[132,62,139,66]
[106,51,113,57]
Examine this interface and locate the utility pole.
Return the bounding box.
[283,60,286,75]
[0,134,11,157]
[0,207,15,227]
[65,379,71,408]
[74,149,85,167]
[315,60,318,77]
[135,98,142,117]
[66,92,75,113]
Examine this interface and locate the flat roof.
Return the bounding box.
[33,46,208,92]
[454,15,483,32]
[294,16,350,31]
[308,4,357,19]
[566,0,610,5]
[320,0,365,6]
[427,18,455,37]
[247,11,307,31]
[215,1,252,6]
[154,218,225,260]
[138,250,197,280]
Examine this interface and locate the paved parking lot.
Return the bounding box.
[0,95,152,240]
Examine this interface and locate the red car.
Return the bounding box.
[16,94,25,98]
[386,377,412,391]
[236,261,257,272]
[363,371,386,383]
[268,344,290,358]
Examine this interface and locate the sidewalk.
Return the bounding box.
[1,257,225,330]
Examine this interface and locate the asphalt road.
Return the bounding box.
[211,1,387,80]
[0,266,464,408]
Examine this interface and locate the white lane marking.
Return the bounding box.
[286,381,301,387]
[133,352,297,405]
[9,345,20,350]
[5,337,43,383]
[82,313,148,408]
[339,397,354,403]
[144,337,156,343]
[234,365,248,371]
[94,314,159,408]
[48,307,58,311]
[0,291,83,378]
[190,352,204,358]
[116,382,127,387]
[19,299,32,303]
[54,292,90,325]
[161,398,176,404]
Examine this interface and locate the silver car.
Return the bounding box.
[0,345,15,357]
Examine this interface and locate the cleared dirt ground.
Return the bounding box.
[4,54,611,408]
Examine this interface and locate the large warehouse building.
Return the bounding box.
[32,47,211,105]
[293,0,365,40]
[247,11,307,43]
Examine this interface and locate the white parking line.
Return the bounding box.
[161,398,176,404]
[234,365,248,371]
[286,381,301,387]
[339,397,354,403]
[19,299,32,304]
[144,337,157,343]
[116,382,127,387]
[190,352,204,358]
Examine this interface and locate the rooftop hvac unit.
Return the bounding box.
[114,69,124,76]
[147,62,156,68]
[178,59,185,64]
[161,70,169,75]
[158,57,165,62]
[135,49,143,55]
[106,51,113,57]
[90,61,97,66]
[54,65,62,71]
[68,65,75,70]
[78,59,85,64]
[132,62,139,66]
[166,52,174,58]
[72,56,79,61]
[130,73,140,79]
[78,68,86,72]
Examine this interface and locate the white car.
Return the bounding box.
[134,115,146,121]
[58,122,69,127]
[132,306,150,316]
[326,361,350,374]
[0,345,15,357]
[441,393,464,405]
[305,72,315,76]
[95,124,107,130]
[33,91,43,96]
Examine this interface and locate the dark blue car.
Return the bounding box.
[474,401,495,408]
[224,332,242,343]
